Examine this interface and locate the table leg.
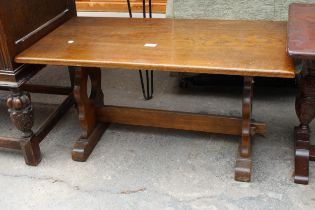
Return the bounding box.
[6,88,41,165]
[72,67,108,161]
[294,62,315,184]
[235,77,254,182]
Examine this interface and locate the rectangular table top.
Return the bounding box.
[15,17,295,78]
[288,3,315,59]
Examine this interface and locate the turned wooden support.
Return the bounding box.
[1,66,76,166]
[72,71,263,181]
[235,76,254,182]
[6,89,34,137]
[6,89,41,165]
[294,60,315,184]
[72,67,108,161]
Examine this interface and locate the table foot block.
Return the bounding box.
[294,147,310,184]
[235,154,252,182]
[20,137,42,166]
[294,175,309,185]
[72,123,108,162]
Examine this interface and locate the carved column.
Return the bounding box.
[6,89,34,138]
[294,60,315,184]
[6,89,41,165]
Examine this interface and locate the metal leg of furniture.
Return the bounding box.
[235,76,254,182]
[126,0,154,100]
[139,70,154,100]
[68,66,76,88]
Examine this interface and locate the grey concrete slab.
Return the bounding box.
[0,66,314,210]
[167,0,315,20]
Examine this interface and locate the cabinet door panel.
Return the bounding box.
[0,0,76,86]
[0,0,76,61]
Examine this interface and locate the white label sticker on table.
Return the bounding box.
[144,43,158,47]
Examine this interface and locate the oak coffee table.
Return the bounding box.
[15,17,295,182]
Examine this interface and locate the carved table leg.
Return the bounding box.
[72,67,108,161]
[6,89,41,165]
[235,77,254,182]
[294,61,315,184]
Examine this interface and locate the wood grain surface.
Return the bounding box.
[16,17,295,78]
[288,3,315,59]
[96,105,266,136]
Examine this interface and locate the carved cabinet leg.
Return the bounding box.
[294,125,311,184]
[294,61,315,184]
[6,89,41,166]
[72,67,108,162]
[235,77,254,182]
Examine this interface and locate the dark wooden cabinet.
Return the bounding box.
[0,0,76,166]
[0,0,76,87]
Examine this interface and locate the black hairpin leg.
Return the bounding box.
[127,0,132,18]
[142,0,146,18]
[139,70,154,100]
[139,0,154,100]
[149,0,152,18]
[127,0,154,100]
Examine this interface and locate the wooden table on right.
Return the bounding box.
[288,3,315,185]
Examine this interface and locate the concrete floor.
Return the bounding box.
[0,66,314,210]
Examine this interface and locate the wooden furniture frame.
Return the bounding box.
[288,3,315,184]
[0,0,76,165]
[15,17,294,182]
